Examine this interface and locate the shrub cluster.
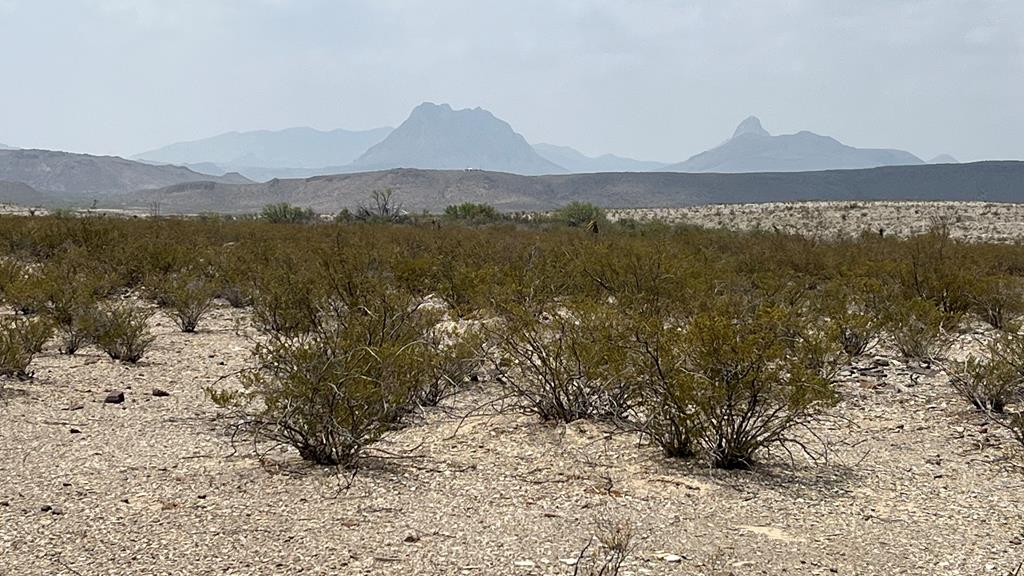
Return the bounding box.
[2,203,1024,466]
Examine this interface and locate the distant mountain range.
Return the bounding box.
[532,143,667,173]
[0,149,250,199]
[665,116,925,173]
[134,126,392,178]
[129,106,942,179]
[351,102,564,175]
[112,161,1024,215]
[0,143,15,151]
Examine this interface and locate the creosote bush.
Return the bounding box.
[885,297,954,360]
[260,203,317,224]
[157,273,217,333]
[634,300,842,469]
[95,302,155,363]
[493,302,634,424]
[0,316,51,379]
[216,286,439,467]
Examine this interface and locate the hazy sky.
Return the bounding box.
[1,0,1021,162]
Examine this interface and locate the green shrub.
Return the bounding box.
[54,305,99,355]
[636,301,841,469]
[260,203,317,224]
[418,323,485,407]
[220,289,435,467]
[945,354,1020,414]
[493,302,633,423]
[0,316,50,379]
[885,297,953,359]
[159,274,217,333]
[443,202,502,224]
[95,302,155,363]
[970,275,1024,331]
[555,201,607,228]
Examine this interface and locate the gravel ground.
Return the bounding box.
[610,202,1024,242]
[2,305,1023,576]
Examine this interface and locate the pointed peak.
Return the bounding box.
[732,116,770,139]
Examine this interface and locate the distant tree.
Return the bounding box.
[260,203,316,224]
[355,189,407,223]
[443,202,502,223]
[555,201,607,228]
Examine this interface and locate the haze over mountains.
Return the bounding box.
[350,103,564,175]
[132,103,939,180]
[531,144,667,173]
[0,149,249,199]
[0,101,994,212]
[0,143,15,151]
[134,127,392,180]
[666,117,926,173]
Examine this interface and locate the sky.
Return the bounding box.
[0,0,1021,163]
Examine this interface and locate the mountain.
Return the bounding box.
[113,161,1024,215]
[532,144,666,173]
[0,181,50,205]
[351,103,565,175]
[666,116,924,173]
[0,143,15,150]
[930,154,959,164]
[0,149,251,199]
[134,126,393,176]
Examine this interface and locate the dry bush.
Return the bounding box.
[95,302,155,363]
[216,288,437,467]
[417,323,485,407]
[970,275,1024,331]
[493,302,634,424]
[571,518,637,576]
[158,274,217,333]
[945,345,1021,414]
[885,297,954,360]
[0,316,51,379]
[636,300,841,469]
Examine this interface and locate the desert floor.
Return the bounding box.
[3,203,1024,575]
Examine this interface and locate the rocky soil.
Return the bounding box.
[1,304,1022,575]
[611,201,1024,242]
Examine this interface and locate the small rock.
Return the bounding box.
[1011,536,1022,545]
[0,501,9,507]
[513,560,536,568]
[50,506,63,515]
[403,532,420,543]
[663,554,684,563]
[69,428,81,434]
[104,391,125,404]
[40,505,52,513]
[152,388,171,397]
[558,558,578,566]
[62,404,84,411]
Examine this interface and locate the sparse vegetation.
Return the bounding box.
[260,203,317,224]
[95,302,155,363]
[0,316,51,379]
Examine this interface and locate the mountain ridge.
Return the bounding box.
[351,102,565,175]
[532,143,666,173]
[0,149,251,197]
[110,161,1024,215]
[667,116,924,173]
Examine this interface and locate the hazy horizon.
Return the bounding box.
[1,0,1021,163]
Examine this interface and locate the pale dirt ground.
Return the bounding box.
[610,202,1024,242]
[3,203,1024,575]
